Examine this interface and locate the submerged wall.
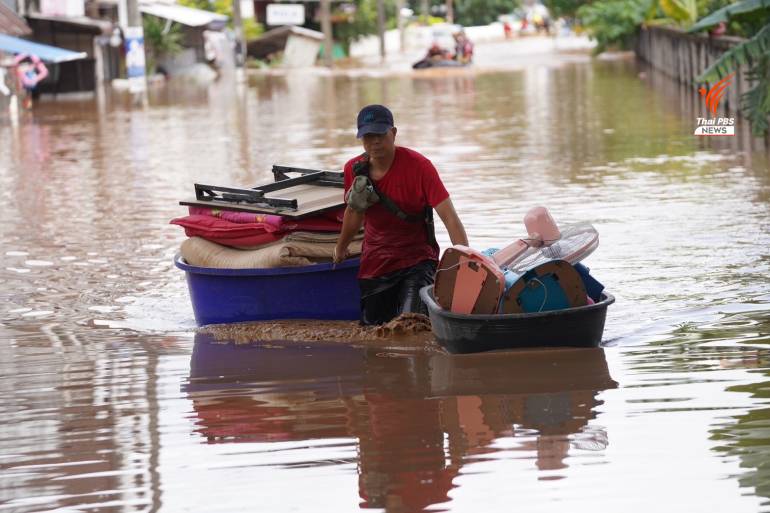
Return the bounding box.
[636,26,748,116]
[636,25,769,147]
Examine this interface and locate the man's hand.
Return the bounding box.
[333,206,364,266]
[333,245,350,264]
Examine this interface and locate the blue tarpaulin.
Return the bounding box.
[0,33,86,63]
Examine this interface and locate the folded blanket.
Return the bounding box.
[285,231,363,243]
[181,236,363,269]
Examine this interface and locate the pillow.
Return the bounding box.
[188,207,285,228]
[172,214,284,235]
[172,213,344,238]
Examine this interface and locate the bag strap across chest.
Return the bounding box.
[353,153,438,251]
[353,155,422,223]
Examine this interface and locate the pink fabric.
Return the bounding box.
[188,207,285,229]
[171,215,282,236]
[171,211,345,248]
[13,54,48,88]
[189,206,345,225]
[180,210,344,233]
[170,215,285,248]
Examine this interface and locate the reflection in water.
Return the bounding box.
[0,330,170,512]
[186,334,616,511]
[713,381,770,508]
[698,307,770,507]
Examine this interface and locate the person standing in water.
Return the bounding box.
[334,104,468,325]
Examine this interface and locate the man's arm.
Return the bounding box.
[434,197,468,246]
[333,206,365,263]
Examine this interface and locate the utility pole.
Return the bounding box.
[446,0,453,24]
[376,0,385,62]
[320,0,333,67]
[232,0,246,67]
[124,0,146,95]
[396,0,405,52]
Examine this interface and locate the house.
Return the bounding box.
[0,1,31,36]
[139,1,229,75]
[25,12,114,91]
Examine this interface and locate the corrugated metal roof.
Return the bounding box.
[0,3,31,36]
[139,2,228,28]
[0,33,86,62]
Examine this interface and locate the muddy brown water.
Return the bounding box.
[1,38,769,512]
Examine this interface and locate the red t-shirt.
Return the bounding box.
[344,146,449,279]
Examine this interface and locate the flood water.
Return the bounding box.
[1,39,769,512]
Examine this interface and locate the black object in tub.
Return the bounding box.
[420,285,614,354]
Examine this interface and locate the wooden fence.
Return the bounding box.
[636,25,749,117]
[635,25,770,148]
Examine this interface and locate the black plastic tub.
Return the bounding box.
[420,286,614,354]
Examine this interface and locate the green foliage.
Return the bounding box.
[697,23,770,135]
[689,0,770,32]
[426,15,447,25]
[211,0,235,18]
[178,0,262,40]
[453,0,515,26]
[698,23,770,80]
[142,15,183,73]
[178,0,211,11]
[577,0,652,53]
[330,0,515,52]
[178,0,231,17]
[659,0,698,25]
[544,0,588,19]
[695,0,734,19]
[333,0,378,52]
[243,18,264,40]
[333,0,400,52]
[692,0,770,135]
[742,55,770,135]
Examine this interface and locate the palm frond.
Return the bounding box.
[689,0,770,32]
[660,0,698,26]
[742,76,770,135]
[697,22,770,81]
[645,17,678,25]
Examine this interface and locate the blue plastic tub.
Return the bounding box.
[174,254,361,325]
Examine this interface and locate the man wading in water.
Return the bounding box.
[333,105,469,325]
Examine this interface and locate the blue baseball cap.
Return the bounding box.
[356,104,394,138]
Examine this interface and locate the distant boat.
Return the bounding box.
[412,58,469,70]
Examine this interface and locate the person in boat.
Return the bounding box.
[453,30,474,64]
[427,41,451,60]
[333,104,468,325]
[412,42,453,69]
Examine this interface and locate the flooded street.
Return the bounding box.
[1,38,770,512]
